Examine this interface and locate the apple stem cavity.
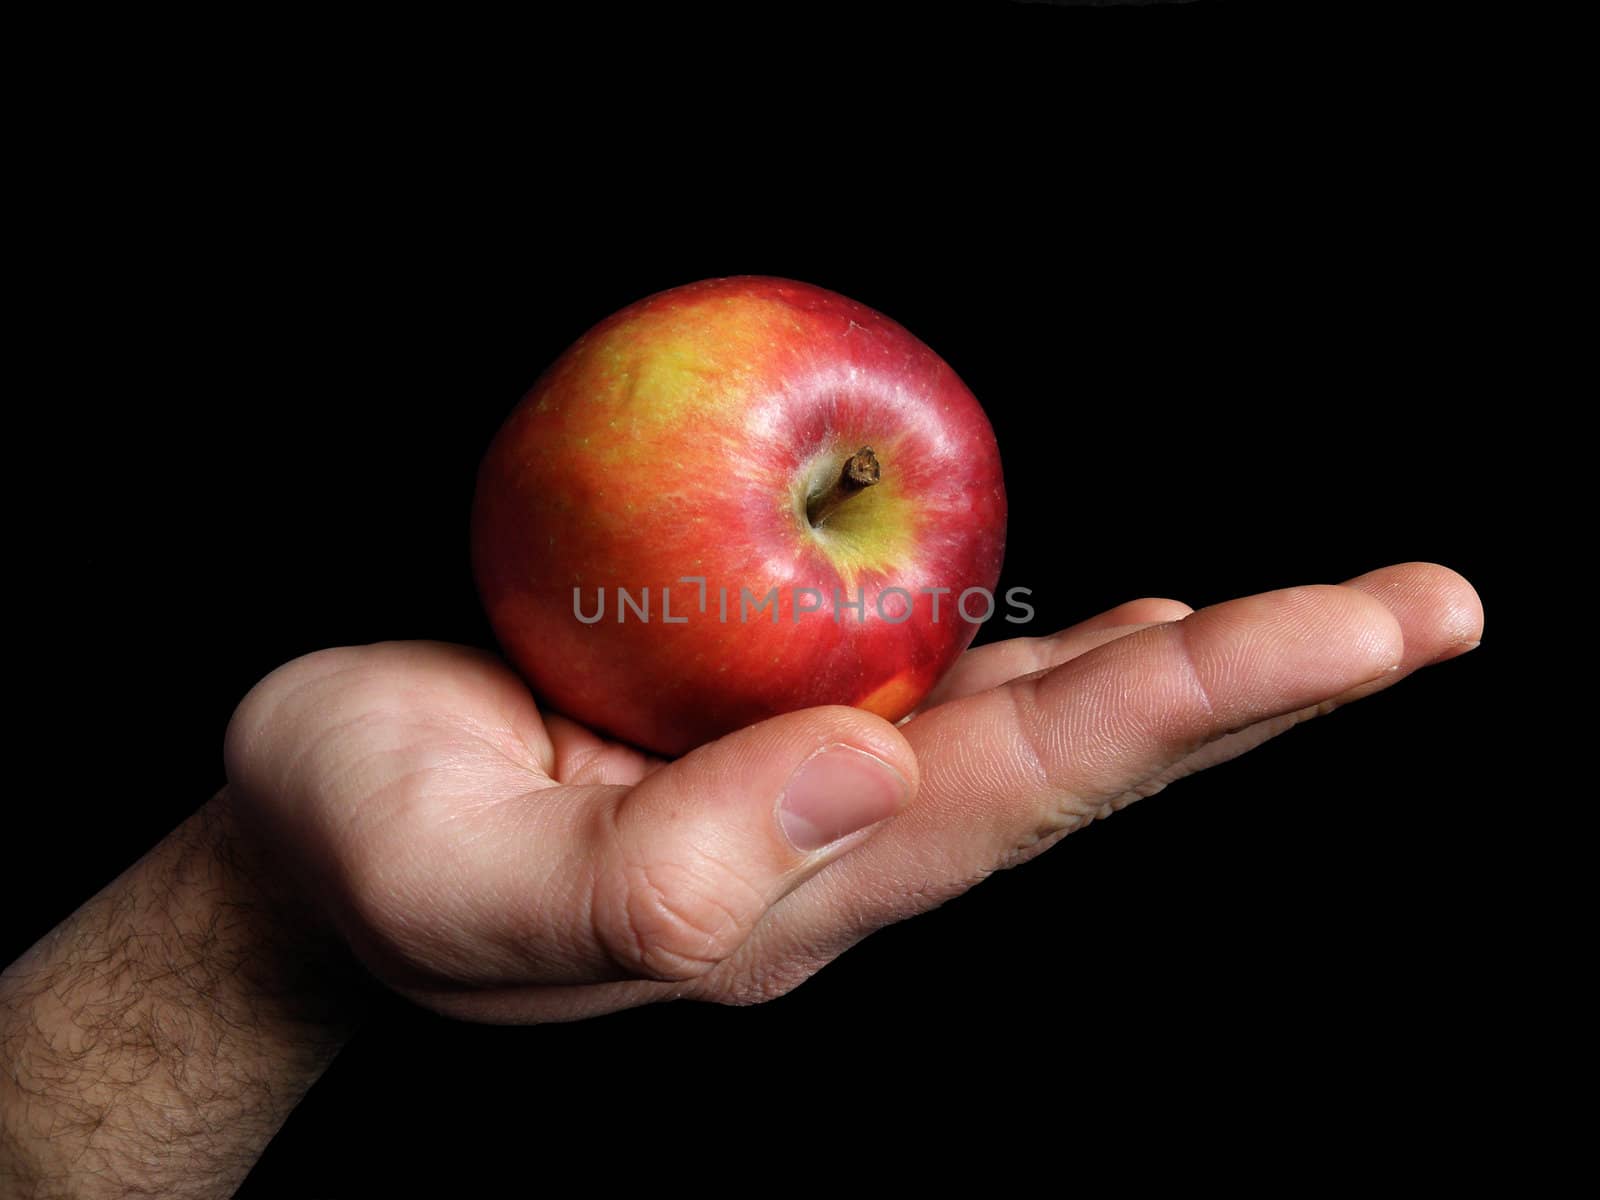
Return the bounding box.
[806,446,881,528]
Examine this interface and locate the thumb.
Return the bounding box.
[580,705,916,982]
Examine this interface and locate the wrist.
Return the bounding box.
[198,787,377,1026]
[1,790,371,1198]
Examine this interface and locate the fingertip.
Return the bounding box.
[1341,561,1485,666]
[1244,583,1406,671]
[1413,562,1486,646]
[1426,637,1481,665]
[778,742,911,852]
[652,704,919,847]
[1324,584,1409,676]
[1068,596,1194,636]
[1177,583,1406,720]
[1105,597,1195,625]
[724,706,919,853]
[776,705,921,800]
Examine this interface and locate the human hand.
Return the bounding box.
[222,561,1482,1023]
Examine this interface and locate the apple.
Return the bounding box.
[471,276,1007,756]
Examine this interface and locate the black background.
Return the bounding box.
[8,7,1520,1191]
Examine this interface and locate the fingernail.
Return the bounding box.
[1328,662,1403,705]
[1427,638,1481,665]
[779,744,908,853]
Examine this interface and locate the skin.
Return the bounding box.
[0,562,1481,1196]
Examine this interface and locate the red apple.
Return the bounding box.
[471,276,1006,756]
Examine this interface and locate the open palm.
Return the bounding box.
[223,562,1481,1023]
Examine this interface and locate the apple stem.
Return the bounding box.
[806,446,881,528]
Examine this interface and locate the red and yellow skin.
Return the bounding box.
[471,276,1007,756]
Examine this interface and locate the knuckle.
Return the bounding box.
[1005,677,1066,797]
[597,855,764,983]
[1003,676,1108,833]
[1167,618,1220,727]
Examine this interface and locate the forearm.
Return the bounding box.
[0,791,368,1199]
